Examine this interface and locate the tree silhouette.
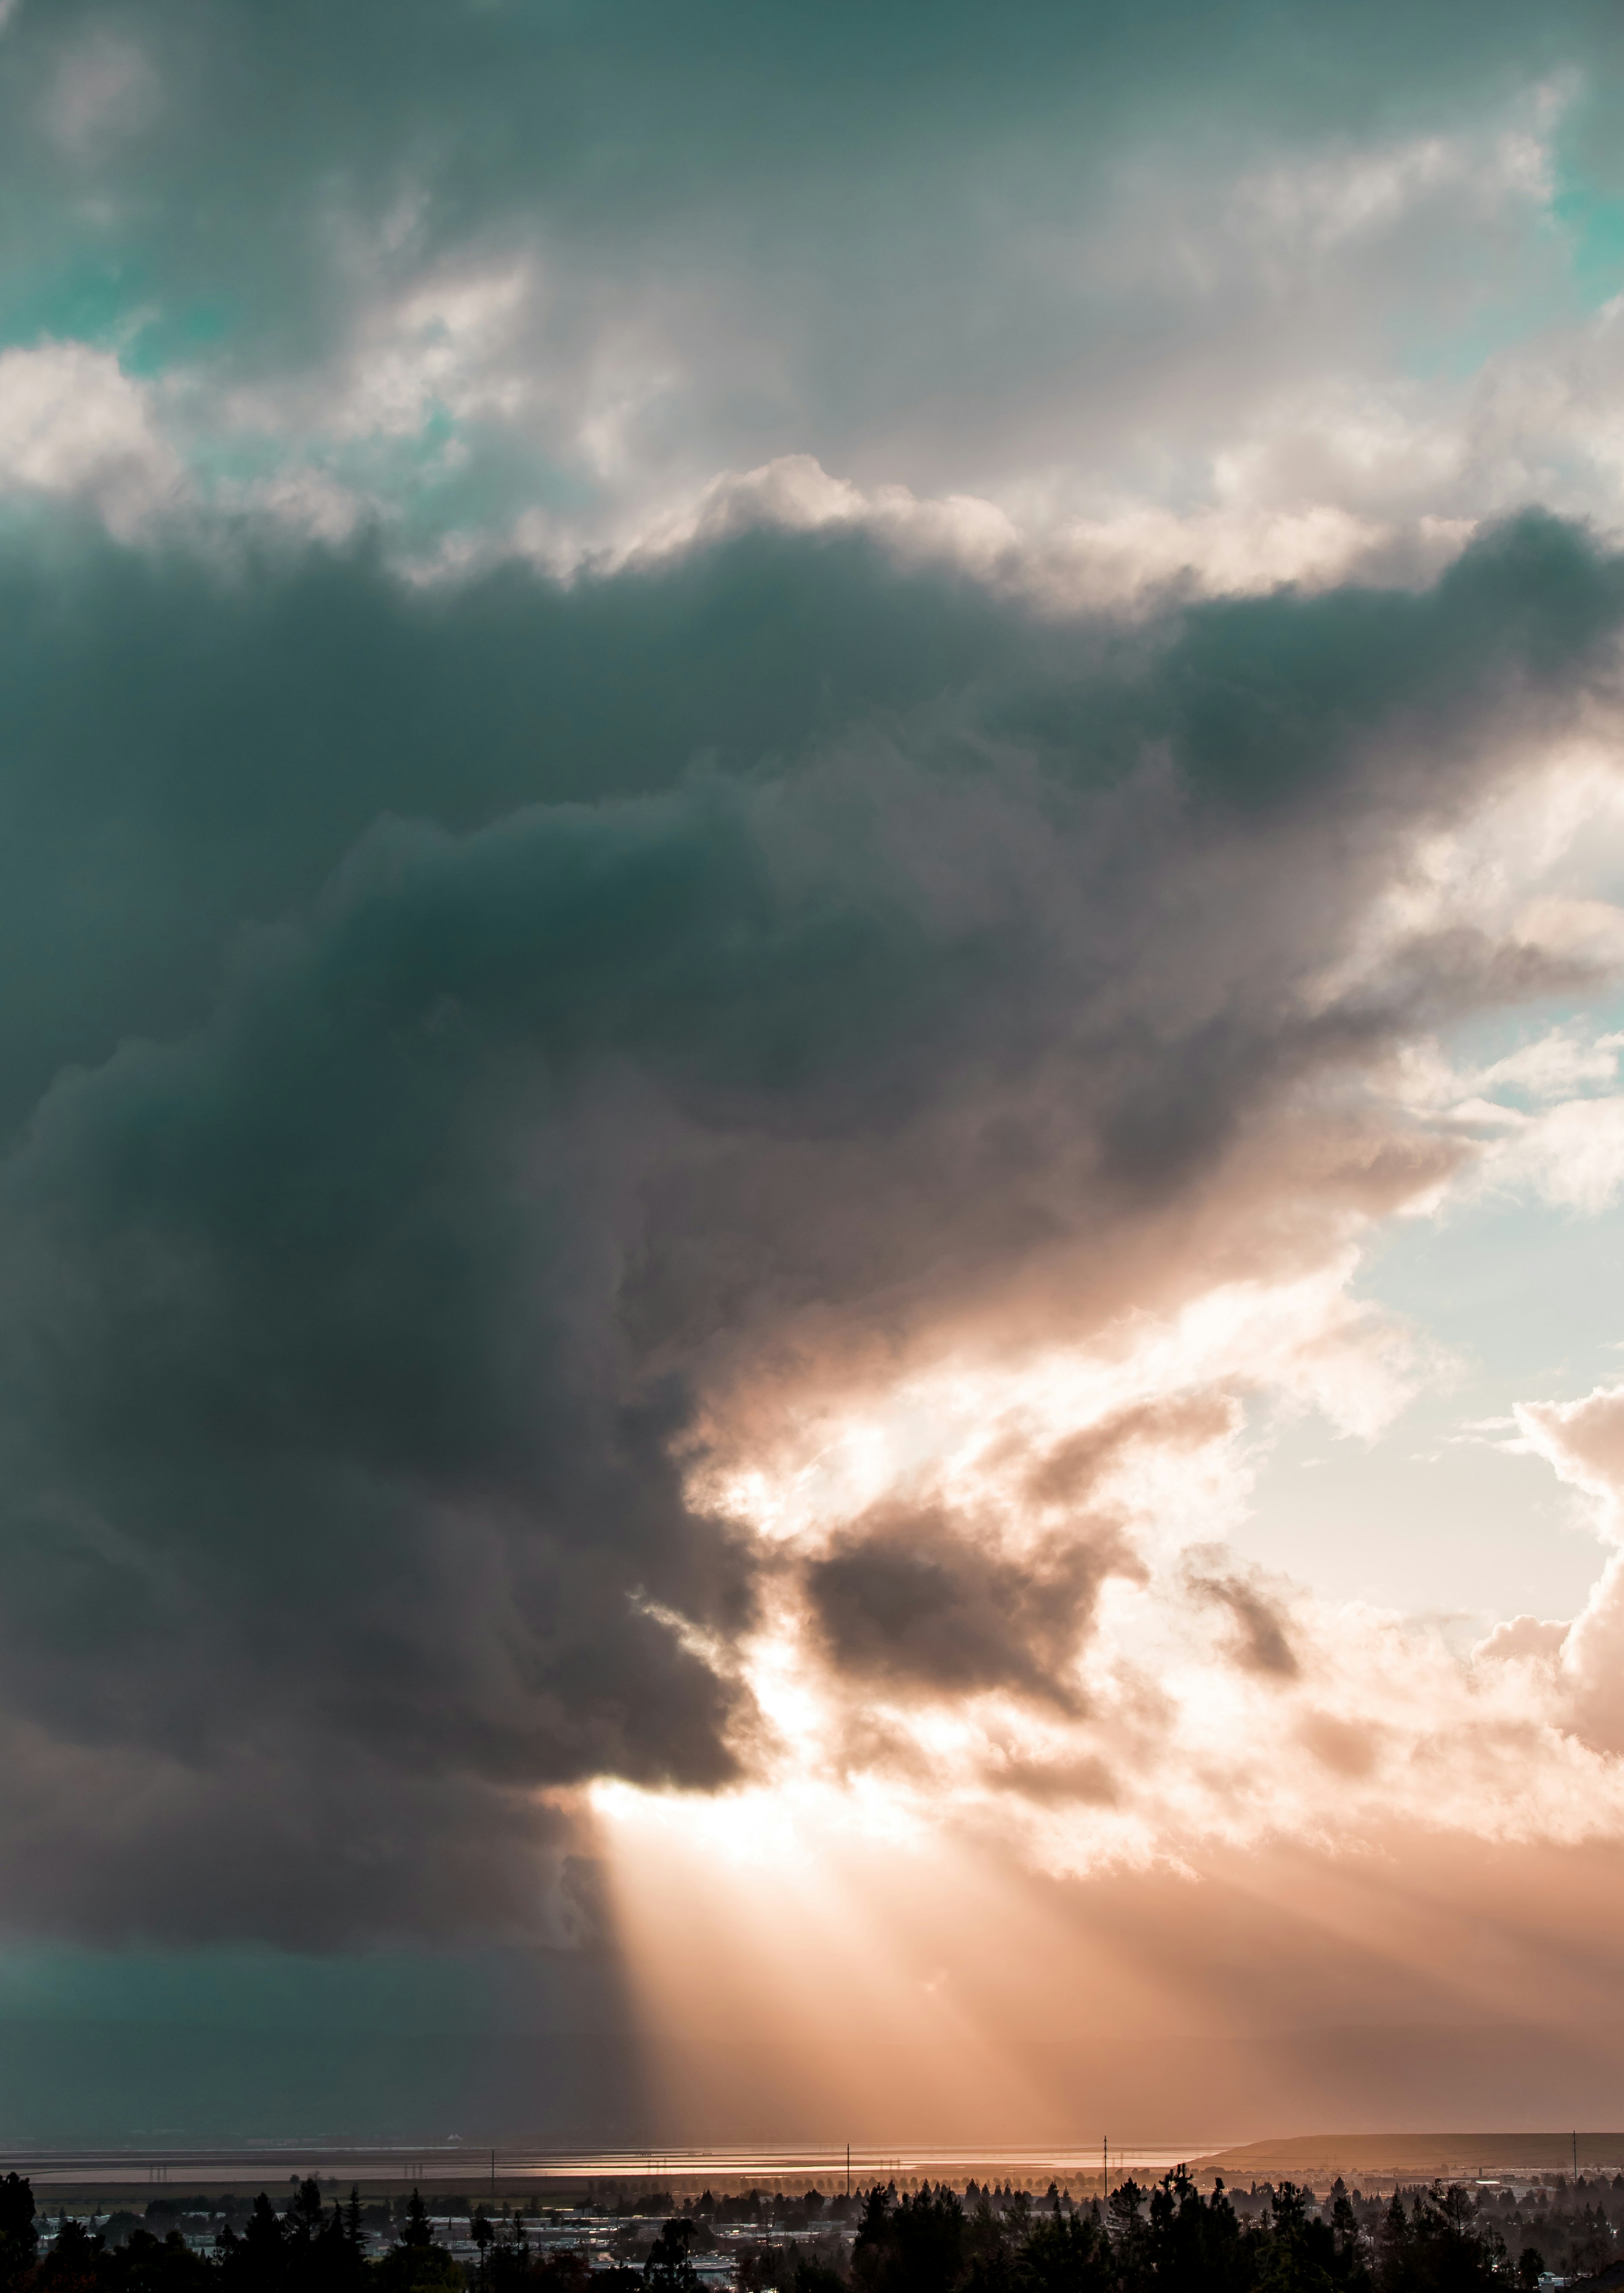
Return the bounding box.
[0,2175,35,2293]
[285,2191,325,2252]
[644,2219,699,2293]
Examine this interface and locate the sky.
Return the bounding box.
[13,0,1624,2151]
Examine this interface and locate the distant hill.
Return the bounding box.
[1193,2135,1624,2182]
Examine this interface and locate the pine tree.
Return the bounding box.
[0,2173,35,2293]
[287,2183,325,2247]
[645,2217,700,2293]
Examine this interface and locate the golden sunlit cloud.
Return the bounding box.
[570,744,1624,2141]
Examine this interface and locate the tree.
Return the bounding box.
[1376,2195,1413,2293]
[103,2227,216,2293]
[39,2217,104,2293]
[1015,2208,1113,2293]
[790,2264,845,2293]
[534,2260,592,2293]
[1106,2180,1146,2241]
[0,2173,35,2293]
[881,2186,965,2293]
[479,2216,530,2293]
[1253,2183,1336,2293]
[305,2191,363,2293]
[1329,2185,1365,2284]
[219,2193,289,2293]
[1144,2170,1254,2293]
[854,2186,896,2277]
[645,2218,700,2293]
[365,2187,463,2293]
[286,2187,325,2250]
[1105,2179,1151,2290]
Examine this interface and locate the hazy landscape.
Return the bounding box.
[4,2145,1624,2293]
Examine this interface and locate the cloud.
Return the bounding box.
[1184,1556,1301,1679]
[804,1508,1135,1712]
[1486,1092,1624,1211]
[1517,1382,1624,1533]
[0,1722,596,1952]
[46,32,160,158]
[0,2,1612,564]
[1485,1390,1624,1761]
[1476,1613,1569,1664]
[0,507,1616,1939]
[11,0,1624,2131]
[0,344,180,536]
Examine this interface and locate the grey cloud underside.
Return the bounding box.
[803,1399,1227,1709]
[806,1516,1132,1714]
[7,0,1605,337]
[0,1727,596,1953]
[0,509,1617,1943]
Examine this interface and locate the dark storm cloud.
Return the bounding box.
[804,1509,1135,1710]
[0,1724,595,1952]
[0,526,1046,1131]
[0,507,1617,1940]
[789,1396,1229,1725]
[0,511,1609,1134]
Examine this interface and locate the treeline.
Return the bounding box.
[0,2166,1610,2293]
[830,2174,1547,2293]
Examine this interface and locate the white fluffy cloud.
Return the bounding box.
[0,343,180,535]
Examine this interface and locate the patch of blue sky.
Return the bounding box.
[1380,139,1624,385]
[1239,1187,1624,1629]
[311,415,600,545]
[0,258,147,356]
[119,298,235,378]
[1370,1190,1624,1397]
[1430,978,1624,1087]
[1544,84,1624,309]
[1396,301,1570,386]
[1235,980,1624,1621]
[1549,182,1624,309]
[0,251,234,378]
[1388,235,1581,385]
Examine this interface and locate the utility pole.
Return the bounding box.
[1102,2138,1107,2195]
[846,2147,850,2200]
